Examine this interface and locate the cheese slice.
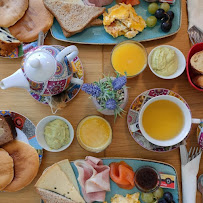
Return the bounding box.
[57,159,79,192]
[35,164,85,203]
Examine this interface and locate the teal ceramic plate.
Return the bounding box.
[41,158,179,203]
[50,0,181,45]
[0,110,43,163]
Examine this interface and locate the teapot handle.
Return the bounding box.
[56,45,78,62]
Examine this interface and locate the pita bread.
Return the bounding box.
[2,140,39,192]
[0,148,14,191]
[0,0,29,27]
[9,0,54,42]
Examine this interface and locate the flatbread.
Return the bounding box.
[0,0,29,27]
[0,148,14,190]
[8,0,54,42]
[2,140,39,192]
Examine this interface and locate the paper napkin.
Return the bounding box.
[187,0,203,32]
[181,151,202,203]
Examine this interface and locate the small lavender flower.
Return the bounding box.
[81,83,101,97]
[105,99,117,110]
[112,76,127,90]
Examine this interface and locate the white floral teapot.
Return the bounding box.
[0,45,83,96]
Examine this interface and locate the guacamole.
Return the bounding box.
[151,47,178,76]
[44,119,70,150]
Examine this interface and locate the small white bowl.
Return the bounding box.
[36,116,74,152]
[148,45,186,79]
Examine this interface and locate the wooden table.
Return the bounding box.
[0,0,202,202]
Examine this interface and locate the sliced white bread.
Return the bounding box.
[35,164,85,203]
[62,18,103,37]
[190,50,203,74]
[36,188,76,203]
[43,0,105,35]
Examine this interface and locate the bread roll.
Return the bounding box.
[190,50,203,74]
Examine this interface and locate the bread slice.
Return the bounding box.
[43,0,105,34]
[192,75,203,88]
[35,164,85,203]
[190,50,203,74]
[36,188,76,203]
[0,115,17,146]
[62,18,103,37]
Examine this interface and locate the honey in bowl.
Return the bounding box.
[142,100,184,141]
[111,41,147,77]
[76,116,112,153]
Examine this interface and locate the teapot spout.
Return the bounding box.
[0,69,30,90]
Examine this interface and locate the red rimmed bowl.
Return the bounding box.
[186,42,203,92]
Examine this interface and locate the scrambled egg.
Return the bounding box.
[103,3,146,38]
[104,192,140,203]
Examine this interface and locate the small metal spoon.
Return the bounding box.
[198,174,203,203]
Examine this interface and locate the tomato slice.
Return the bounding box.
[126,0,140,6]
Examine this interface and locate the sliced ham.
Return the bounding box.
[83,0,113,7]
[74,156,110,203]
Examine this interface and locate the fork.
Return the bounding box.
[188,26,203,45]
[188,147,202,162]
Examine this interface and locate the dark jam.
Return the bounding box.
[135,167,158,191]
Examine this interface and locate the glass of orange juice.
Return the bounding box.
[111,41,148,78]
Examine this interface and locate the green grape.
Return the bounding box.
[148,3,159,14]
[153,188,164,199]
[146,16,157,27]
[141,193,154,203]
[160,3,170,12]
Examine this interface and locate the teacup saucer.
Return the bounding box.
[127,88,190,152]
[29,45,84,105]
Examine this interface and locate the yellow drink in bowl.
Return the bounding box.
[111,41,147,77]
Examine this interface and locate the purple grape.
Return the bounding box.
[167,11,174,21]
[163,192,173,202]
[155,9,165,20]
[161,21,172,32]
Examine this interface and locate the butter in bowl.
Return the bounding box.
[36,116,74,152]
[148,45,186,79]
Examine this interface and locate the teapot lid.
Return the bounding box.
[24,50,56,82]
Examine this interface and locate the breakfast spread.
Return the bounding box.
[2,140,39,192]
[43,0,105,37]
[109,161,135,189]
[150,47,178,76]
[0,0,200,202]
[44,119,70,150]
[8,0,54,43]
[76,116,112,152]
[0,0,29,27]
[103,3,146,38]
[111,41,147,77]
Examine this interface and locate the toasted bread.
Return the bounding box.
[43,0,105,35]
[190,50,203,74]
[62,18,103,37]
[192,75,203,88]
